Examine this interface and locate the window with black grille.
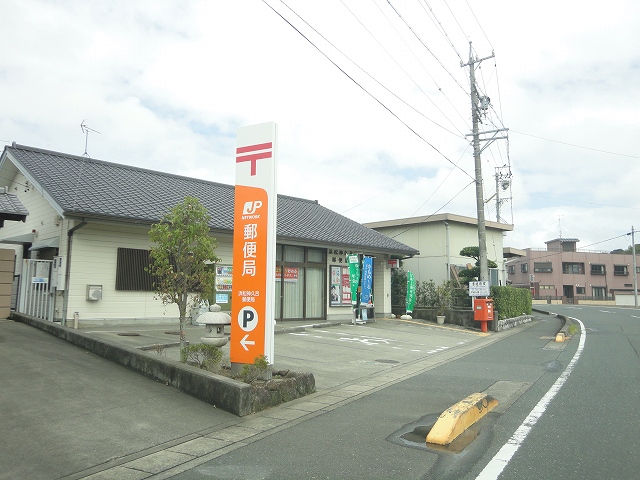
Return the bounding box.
[115,248,155,291]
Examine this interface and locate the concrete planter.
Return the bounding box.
[436,315,445,324]
[11,313,315,416]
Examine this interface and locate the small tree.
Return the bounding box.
[416,279,437,308]
[391,266,407,310]
[435,282,453,316]
[148,197,219,360]
[458,246,498,284]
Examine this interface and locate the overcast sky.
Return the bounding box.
[1,0,638,255]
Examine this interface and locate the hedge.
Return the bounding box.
[490,285,532,319]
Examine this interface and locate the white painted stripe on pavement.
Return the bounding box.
[475,316,586,480]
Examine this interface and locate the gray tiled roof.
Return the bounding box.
[1,144,418,256]
[0,190,28,226]
[545,238,579,243]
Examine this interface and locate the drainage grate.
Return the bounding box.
[117,332,140,337]
[375,359,400,364]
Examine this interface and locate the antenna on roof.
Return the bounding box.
[558,215,563,239]
[80,120,100,158]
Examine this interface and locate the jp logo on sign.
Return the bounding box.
[242,201,262,216]
[237,306,258,332]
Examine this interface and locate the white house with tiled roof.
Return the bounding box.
[0,144,417,326]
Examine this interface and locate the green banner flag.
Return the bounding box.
[406,271,416,313]
[346,254,360,305]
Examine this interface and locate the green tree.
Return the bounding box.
[415,279,438,308]
[148,197,219,359]
[458,246,498,283]
[610,244,640,254]
[391,267,407,310]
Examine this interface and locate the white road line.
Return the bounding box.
[476,317,586,480]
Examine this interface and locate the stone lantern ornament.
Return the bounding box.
[198,304,231,347]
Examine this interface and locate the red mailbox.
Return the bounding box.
[474,298,494,332]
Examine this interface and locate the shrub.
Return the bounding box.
[491,285,532,319]
[182,343,223,370]
[236,354,270,383]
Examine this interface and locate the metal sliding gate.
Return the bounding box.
[18,259,54,322]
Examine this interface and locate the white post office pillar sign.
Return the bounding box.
[230,122,278,366]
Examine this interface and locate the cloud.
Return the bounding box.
[1,0,639,254]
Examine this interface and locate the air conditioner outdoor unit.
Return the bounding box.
[86,285,102,301]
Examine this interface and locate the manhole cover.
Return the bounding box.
[117,332,140,337]
[375,359,400,364]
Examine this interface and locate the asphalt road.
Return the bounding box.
[0,319,238,480]
[169,314,577,480]
[169,306,640,480]
[6,306,636,480]
[476,305,640,480]
[0,316,504,480]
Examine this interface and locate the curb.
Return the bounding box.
[426,393,498,445]
[533,308,579,342]
[274,320,350,335]
[10,313,315,416]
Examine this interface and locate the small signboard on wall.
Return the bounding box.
[330,265,351,306]
[469,280,490,297]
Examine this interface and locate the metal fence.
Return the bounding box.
[18,259,54,321]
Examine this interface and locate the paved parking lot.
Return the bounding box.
[1,316,505,479]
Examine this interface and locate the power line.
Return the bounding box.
[439,0,468,49]
[465,0,493,50]
[263,0,475,180]
[387,179,476,239]
[510,191,640,211]
[372,0,470,130]
[510,130,640,159]
[340,0,467,136]
[506,233,631,265]
[274,0,465,138]
[420,0,464,62]
[386,0,468,95]
[404,145,470,218]
[340,145,469,216]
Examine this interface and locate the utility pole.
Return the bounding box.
[462,42,507,282]
[495,170,500,224]
[633,226,638,308]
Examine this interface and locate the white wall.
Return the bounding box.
[67,223,233,326]
[0,172,67,266]
[374,221,506,287]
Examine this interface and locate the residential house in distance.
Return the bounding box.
[0,143,418,326]
[364,213,513,287]
[505,237,640,304]
[0,187,28,317]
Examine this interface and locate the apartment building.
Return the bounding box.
[506,238,639,302]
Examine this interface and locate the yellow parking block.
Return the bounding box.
[426,393,498,445]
